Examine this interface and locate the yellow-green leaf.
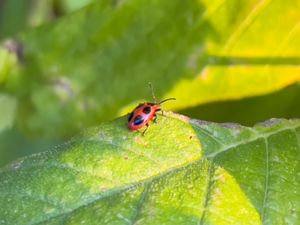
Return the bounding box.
[1,0,300,137]
[0,114,299,224]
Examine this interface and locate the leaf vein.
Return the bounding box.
[222,0,272,52]
[130,183,150,225]
[206,125,300,158]
[199,161,215,225]
[198,128,226,146]
[26,160,200,225]
[261,137,270,222]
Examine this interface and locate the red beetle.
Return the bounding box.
[127,83,175,135]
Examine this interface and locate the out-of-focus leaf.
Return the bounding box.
[0,94,16,133]
[180,83,300,126]
[0,0,28,39]
[164,75,300,111]
[1,0,300,138]
[0,46,18,84]
[62,0,95,12]
[0,128,60,167]
[0,114,299,224]
[0,0,96,40]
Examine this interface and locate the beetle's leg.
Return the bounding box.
[159,109,164,116]
[153,114,157,123]
[127,112,134,122]
[142,123,149,136]
[155,108,163,115]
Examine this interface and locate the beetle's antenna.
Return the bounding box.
[159,98,176,105]
[148,82,158,103]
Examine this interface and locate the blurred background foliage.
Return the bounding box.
[0,0,300,167]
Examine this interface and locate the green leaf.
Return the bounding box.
[180,83,300,126]
[1,114,299,224]
[0,0,28,39]
[1,0,300,137]
[0,46,18,84]
[62,0,95,12]
[0,94,17,133]
[0,128,60,168]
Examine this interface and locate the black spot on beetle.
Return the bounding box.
[133,115,144,126]
[143,106,151,114]
[127,112,134,122]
